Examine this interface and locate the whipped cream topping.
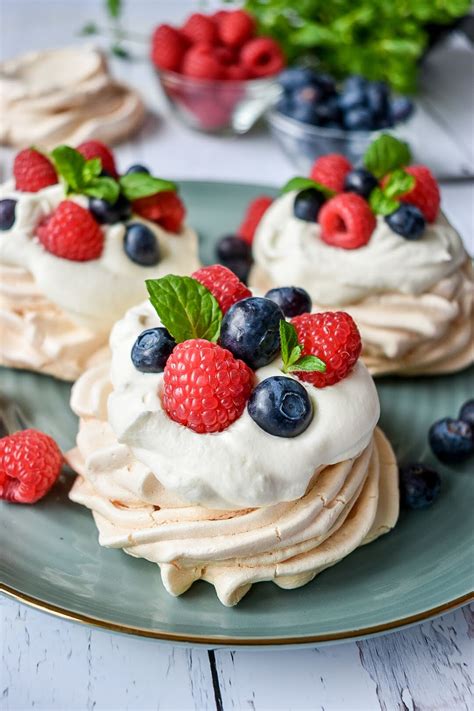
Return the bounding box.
[252,191,468,307]
[104,300,380,510]
[0,181,199,334]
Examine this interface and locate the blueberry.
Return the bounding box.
[221,258,252,284]
[293,83,326,106]
[293,188,326,222]
[373,115,395,129]
[459,400,474,428]
[265,287,312,317]
[124,222,160,266]
[399,463,441,510]
[312,99,342,126]
[313,73,336,97]
[429,417,474,463]
[219,297,284,370]
[385,204,425,239]
[343,107,373,131]
[131,327,176,373]
[366,81,389,119]
[390,96,415,123]
[289,103,319,125]
[343,75,368,93]
[279,67,318,92]
[0,199,16,230]
[89,193,131,224]
[216,235,251,263]
[344,168,378,199]
[339,90,366,112]
[125,164,150,175]
[248,376,313,438]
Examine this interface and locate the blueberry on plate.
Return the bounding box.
[399,463,441,510]
[265,286,312,318]
[89,193,131,225]
[385,204,425,240]
[429,417,474,463]
[248,376,313,438]
[390,96,414,123]
[459,399,474,428]
[125,164,150,175]
[131,327,176,373]
[124,222,160,266]
[279,67,318,92]
[0,199,16,230]
[344,168,378,199]
[293,188,326,222]
[343,107,373,131]
[219,297,283,370]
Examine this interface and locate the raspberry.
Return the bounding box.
[192,264,251,313]
[291,312,362,388]
[13,149,58,193]
[240,37,285,78]
[37,200,104,261]
[163,339,253,433]
[318,193,376,249]
[226,64,249,80]
[401,165,440,223]
[182,44,224,80]
[218,10,255,48]
[151,24,188,72]
[214,46,236,67]
[310,154,352,193]
[238,195,273,244]
[182,13,218,45]
[0,429,63,504]
[76,140,118,178]
[132,191,185,232]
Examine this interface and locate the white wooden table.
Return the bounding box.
[1,2,473,709]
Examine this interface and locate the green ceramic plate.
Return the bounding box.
[1,181,473,647]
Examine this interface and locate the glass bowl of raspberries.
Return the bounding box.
[267,68,415,171]
[151,10,284,134]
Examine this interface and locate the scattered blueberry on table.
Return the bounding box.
[399,463,441,510]
[429,417,474,463]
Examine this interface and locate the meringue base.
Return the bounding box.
[67,387,399,606]
[0,265,107,380]
[250,260,474,377]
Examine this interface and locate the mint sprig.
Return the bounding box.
[363,134,411,179]
[279,320,326,374]
[119,173,176,201]
[281,177,335,199]
[369,169,415,216]
[146,275,222,344]
[51,145,120,203]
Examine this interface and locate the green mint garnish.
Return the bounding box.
[279,320,326,374]
[146,275,222,344]
[119,173,177,201]
[281,176,335,199]
[363,134,411,179]
[369,169,415,216]
[51,145,120,204]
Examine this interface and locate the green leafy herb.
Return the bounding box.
[119,173,177,201]
[111,43,131,60]
[146,275,223,344]
[79,21,99,36]
[369,168,415,216]
[106,0,122,20]
[363,134,411,179]
[281,176,335,199]
[279,320,326,374]
[51,145,120,203]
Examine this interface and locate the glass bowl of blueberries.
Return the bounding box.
[267,68,415,171]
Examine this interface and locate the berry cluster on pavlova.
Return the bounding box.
[0,141,198,380]
[250,135,473,376]
[68,265,399,606]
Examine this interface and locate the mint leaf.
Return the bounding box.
[51,145,86,192]
[82,158,102,183]
[120,173,177,201]
[79,21,99,35]
[279,320,299,367]
[287,355,326,373]
[363,134,411,179]
[107,0,121,19]
[281,176,335,199]
[280,320,326,374]
[369,187,400,216]
[146,275,222,343]
[383,169,415,199]
[83,177,120,203]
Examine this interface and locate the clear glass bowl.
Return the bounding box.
[267,108,409,172]
[156,69,280,135]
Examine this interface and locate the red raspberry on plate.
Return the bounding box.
[132,191,185,233]
[13,148,58,193]
[182,44,224,80]
[151,24,188,72]
[163,339,254,433]
[182,13,218,45]
[240,37,285,78]
[319,193,376,249]
[401,165,440,223]
[76,140,118,178]
[37,200,104,261]
[218,10,255,48]
[238,195,273,244]
[291,311,362,388]
[310,154,352,193]
[0,429,63,504]
[192,264,251,313]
